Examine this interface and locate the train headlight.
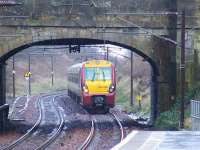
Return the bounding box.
[109,84,115,93]
[82,85,89,93]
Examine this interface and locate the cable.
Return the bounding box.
[117,16,177,45]
[90,0,97,7]
[69,0,74,14]
[105,12,178,16]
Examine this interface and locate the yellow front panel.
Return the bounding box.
[86,80,111,94]
[84,60,113,95]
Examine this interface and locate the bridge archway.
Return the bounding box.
[0,38,158,124]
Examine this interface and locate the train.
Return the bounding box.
[67,60,116,113]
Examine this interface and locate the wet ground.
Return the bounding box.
[0,93,142,150]
[8,94,146,131]
[0,131,22,148]
[112,131,200,150]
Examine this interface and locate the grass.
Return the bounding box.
[31,79,68,95]
[155,102,180,130]
[116,87,134,112]
[116,77,151,115]
[14,78,68,96]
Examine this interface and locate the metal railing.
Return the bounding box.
[191,100,200,130]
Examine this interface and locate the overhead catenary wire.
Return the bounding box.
[90,0,97,7]
[51,3,89,7]
[69,0,74,14]
[0,1,23,6]
[116,16,178,45]
[0,16,29,19]
[105,12,178,16]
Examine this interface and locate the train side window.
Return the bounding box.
[72,75,74,82]
[69,74,71,81]
[70,75,72,81]
[70,74,73,82]
[74,74,76,83]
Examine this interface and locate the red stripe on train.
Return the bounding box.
[112,64,116,85]
[81,64,85,85]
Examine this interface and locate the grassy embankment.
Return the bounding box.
[116,74,151,116]
[14,78,68,96]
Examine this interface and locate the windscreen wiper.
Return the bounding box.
[102,71,106,81]
[92,72,96,81]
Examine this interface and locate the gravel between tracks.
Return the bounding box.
[0,131,22,148]
[46,128,90,150]
[9,96,39,133]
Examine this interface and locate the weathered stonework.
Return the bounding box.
[0,0,180,118]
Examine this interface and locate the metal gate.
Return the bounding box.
[191,100,200,130]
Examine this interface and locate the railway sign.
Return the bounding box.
[136,95,142,102]
[69,45,80,53]
[24,72,31,80]
[136,95,142,109]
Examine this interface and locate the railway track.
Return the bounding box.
[35,94,65,150]
[110,111,125,141]
[78,116,95,150]
[79,111,125,150]
[2,93,66,150]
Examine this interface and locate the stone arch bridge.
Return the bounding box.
[0,0,178,129]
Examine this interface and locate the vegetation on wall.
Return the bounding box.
[155,81,200,130]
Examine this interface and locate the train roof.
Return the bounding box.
[67,60,113,72]
[84,60,112,67]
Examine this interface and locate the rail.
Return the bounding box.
[2,98,42,150]
[36,95,65,150]
[191,100,200,131]
[110,111,124,141]
[79,117,95,150]
[2,93,66,150]
[79,111,125,150]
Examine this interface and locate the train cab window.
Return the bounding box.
[85,68,96,80]
[85,67,112,81]
[99,67,112,80]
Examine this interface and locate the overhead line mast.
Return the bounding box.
[180,10,186,129]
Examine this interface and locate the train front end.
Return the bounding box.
[81,60,116,112]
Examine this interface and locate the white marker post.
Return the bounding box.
[24,72,31,100]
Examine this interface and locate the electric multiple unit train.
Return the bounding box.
[67,60,116,113]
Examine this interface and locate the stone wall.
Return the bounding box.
[0,0,179,115]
